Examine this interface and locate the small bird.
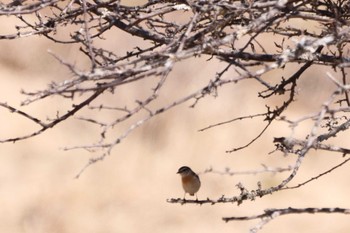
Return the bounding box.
[177,166,201,200]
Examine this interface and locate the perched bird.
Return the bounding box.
[177,166,201,200]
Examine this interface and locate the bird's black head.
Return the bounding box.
[177,166,192,174]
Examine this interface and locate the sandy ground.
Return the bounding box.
[1,3,350,233]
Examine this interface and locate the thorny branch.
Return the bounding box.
[201,164,293,176]
[1,0,350,229]
[223,207,350,233]
[167,155,350,205]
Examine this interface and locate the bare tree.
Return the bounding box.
[1,0,350,231]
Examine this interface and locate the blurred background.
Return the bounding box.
[0,0,350,232]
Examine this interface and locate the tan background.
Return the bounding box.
[0,1,350,232]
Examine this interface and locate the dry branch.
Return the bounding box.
[1,0,350,229]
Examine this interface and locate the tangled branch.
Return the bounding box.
[2,1,350,228]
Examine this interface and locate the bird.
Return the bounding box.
[177,166,201,200]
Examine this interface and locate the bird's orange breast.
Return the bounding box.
[181,174,201,195]
[182,175,194,184]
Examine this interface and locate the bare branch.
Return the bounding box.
[223,207,350,232]
[201,164,293,176]
[282,157,350,190]
[0,89,105,143]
